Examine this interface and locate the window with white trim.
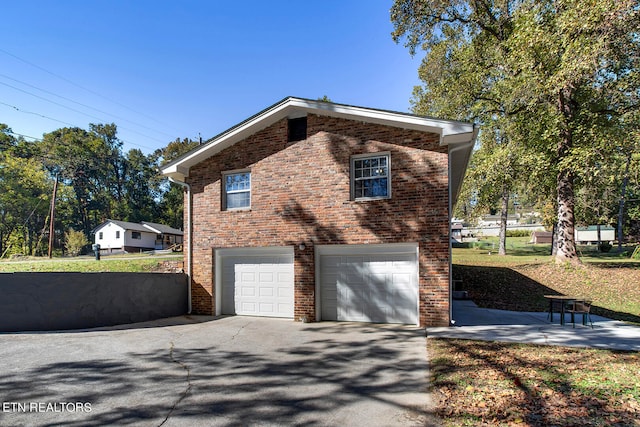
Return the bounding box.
[223,171,251,210]
[351,153,391,200]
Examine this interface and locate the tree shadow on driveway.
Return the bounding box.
[0,318,433,427]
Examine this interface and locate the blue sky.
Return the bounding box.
[0,1,421,154]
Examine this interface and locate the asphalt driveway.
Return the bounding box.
[0,316,435,426]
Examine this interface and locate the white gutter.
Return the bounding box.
[447,126,479,326]
[168,177,192,314]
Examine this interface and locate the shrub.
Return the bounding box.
[65,229,88,256]
[598,242,612,253]
[506,229,534,237]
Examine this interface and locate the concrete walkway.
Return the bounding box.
[427,300,640,351]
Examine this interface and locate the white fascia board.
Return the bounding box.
[448,126,479,207]
[161,97,475,182]
[290,98,474,143]
[442,131,476,145]
[161,100,292,182]
[162,164,190,181]
[91,222,109,234]
[142,224,161,234]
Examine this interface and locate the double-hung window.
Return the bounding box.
[351,153,391,200]
[224,171,251,210]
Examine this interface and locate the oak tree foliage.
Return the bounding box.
[392,0,640,262]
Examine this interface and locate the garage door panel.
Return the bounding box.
[320,246,418,324]
[258,302,274,312]
[277,287,292,298]
[259,287,274,297]
[240,302,256,312]
[220,249,294,318]
[259,272,274,282]
[240,287,256,297]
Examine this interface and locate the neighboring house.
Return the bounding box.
[93,220,184,254]
[141,222,185,250]
[477,214,519,227]
[575,226,615,244]
[162,97,477,327]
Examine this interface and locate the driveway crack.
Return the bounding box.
[231,322,249,340]
[158,341,192,426]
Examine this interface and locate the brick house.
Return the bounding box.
[162,97,477,326]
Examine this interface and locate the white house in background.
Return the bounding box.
[141,222,184,249]
[575,225,615,244]
[92,220,183,254]
[477,214,519,227]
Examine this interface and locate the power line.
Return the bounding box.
[0,47,182,133]
[0,101,157,151]
[6,130,41,141]
[0,100,76,127]
[0,80,169,146]
[0,72,177,140]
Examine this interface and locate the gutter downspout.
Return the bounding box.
[169,177,192,314]
[447,125,479,326]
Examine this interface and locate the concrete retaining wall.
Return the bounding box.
[0,272,188,332]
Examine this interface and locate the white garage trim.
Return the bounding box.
[215,246,294,318]
[315,243,419,325]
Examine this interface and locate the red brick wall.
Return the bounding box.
[185,114,451,326]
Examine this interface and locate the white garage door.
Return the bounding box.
[318,244,418,324]
[218,247,294,318]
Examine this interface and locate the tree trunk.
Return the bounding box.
[617,152,631,252]
[556,168,579,263]
[555,86,580,264]
[499,186,509,255]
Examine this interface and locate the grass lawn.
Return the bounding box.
[434,238,640,426]
[0,253,182,272]
[430,339,640,426]
[453,237,640,324]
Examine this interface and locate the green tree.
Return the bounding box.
[0,125,51,256]
[39,127,104,236]
[121,148,161,223]
[64,229,88,256]
[392,0,530,256]
[89,123,126,221]
[155,138,200,229]
[392,0,640,263]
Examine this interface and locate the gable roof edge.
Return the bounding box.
[161,97,476,182]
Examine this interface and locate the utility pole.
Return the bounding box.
[48,174,58,259]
